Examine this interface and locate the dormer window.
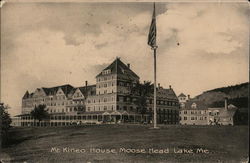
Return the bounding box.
[191,103,197,109]
[121,68,125,74]
[102,69,111,75]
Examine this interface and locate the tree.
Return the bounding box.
[30,104,49,126]
[133,81,154,121]
[0,103,12,132]
[0,103,12,147]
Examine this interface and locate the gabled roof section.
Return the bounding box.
[182,100,208,110]
[96,58,139,79]
[156,88,178,100]
[42,84,74,96]
[79,85,96,96]
[70,85,96,97]
[22,91,30,99]
[178,93,186,97]
[60,84,74,95]
[219,107,237,117]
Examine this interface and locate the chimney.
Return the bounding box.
[144,81,146,84]
[188,95,190,100]
[169,85,172,89]
[158,83,160,88]
[225,97,228,110]
[127,63,130,69]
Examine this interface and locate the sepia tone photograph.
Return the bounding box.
[0,0,249,162]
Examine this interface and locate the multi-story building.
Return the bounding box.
[19,58,179,126]
[179,98,238,125]
[179,100,209,125]
[86,58,139,113]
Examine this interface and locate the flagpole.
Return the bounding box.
[153,46,158,129]
[147,2,158,129]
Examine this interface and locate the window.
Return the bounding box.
[191,103,197,109]
[184,117,187,120]
[123,106,127,111]
[118,96,124,102]
[119,82,124,86]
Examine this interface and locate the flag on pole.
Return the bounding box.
[148,3,156,48]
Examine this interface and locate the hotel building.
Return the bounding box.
[18,58,180,126]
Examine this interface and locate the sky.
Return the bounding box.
[1,1,249,116]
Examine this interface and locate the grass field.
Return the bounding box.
[1,124,249,163]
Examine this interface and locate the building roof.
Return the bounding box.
[178,93,186,97]
[156,87,178,100]
[23,84,75,99]
[96,58,139,79]
[22,91,30,99]
[73,85,96,96]
[181,100,208,110]
[208,104,238,118]
[42,84,74,96]
[219,107,237,118]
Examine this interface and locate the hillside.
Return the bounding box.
[194,82,249,108]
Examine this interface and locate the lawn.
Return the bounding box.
[1,124,249,163]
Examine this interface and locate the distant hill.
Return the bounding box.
[194,82,249,108]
